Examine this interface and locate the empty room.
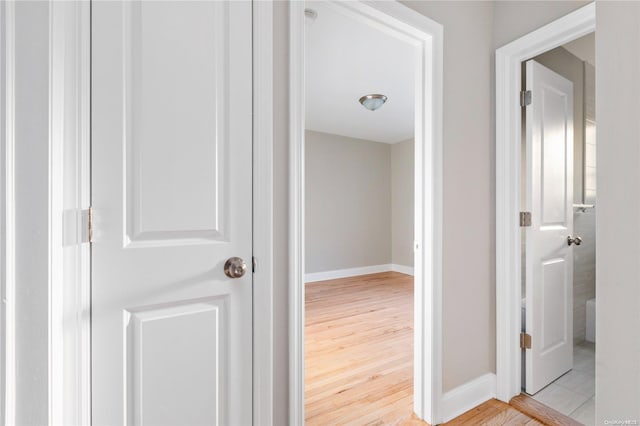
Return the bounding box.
[303,2,418,423]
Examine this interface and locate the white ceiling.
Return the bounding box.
[304,1,415,144]
[562,32,595,66]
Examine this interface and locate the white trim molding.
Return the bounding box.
[49,2,92,424]
[391,264,414,276]
[305,264,394,283]
[495,3,595,403]
[439,373,497,424]
[252,1,274,424]
[1,2,15,424]
[289,2,306,425]
[304,263,414,283]
[290,1,443,423]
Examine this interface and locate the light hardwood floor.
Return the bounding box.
[442,399,544,425]
[304,272,569,425]
[305,272,415,425]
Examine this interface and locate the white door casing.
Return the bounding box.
[289,1,444,423]
[524,60,574,395]
[494,3,594,403]
[91,2,252,425]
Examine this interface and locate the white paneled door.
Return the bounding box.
[91,2,252,425]
[524,60,574,395]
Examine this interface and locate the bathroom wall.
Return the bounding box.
[391,139,414,268]
[305,130,391,274]
[533,46,596,345]
[573,204,596,343]
[574,62,596,344]
[584,63,596,205]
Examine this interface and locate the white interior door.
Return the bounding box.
[91,2,252,424]
[524,60,574,395]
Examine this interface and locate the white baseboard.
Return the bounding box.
[439,373,497,423]
[391,264,414,276]
[305,263,415,283]
[305,264,392,283]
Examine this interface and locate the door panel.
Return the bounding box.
[541,88,569,225]
[525,60,574,395]
[127,1,229,243]
[91,2,252,424]
[540,258,568,352]
[127,299,226,426]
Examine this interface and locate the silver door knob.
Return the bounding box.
[224,257,247,278]
[567,236,583,246]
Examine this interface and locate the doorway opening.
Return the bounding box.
[519,32,596,425]
[303,2,416,422]
[495,3,596,426]
[289,1,444,424]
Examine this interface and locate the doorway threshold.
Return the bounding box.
[510,394,582,426]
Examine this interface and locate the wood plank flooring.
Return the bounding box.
[443,399,544,426]
[305,272,414,425]
[304,272,557,425]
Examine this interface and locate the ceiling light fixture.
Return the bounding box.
[359,94,388,111]
[304,8,318,22]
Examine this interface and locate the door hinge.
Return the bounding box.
[252,256,257,273]
[82,207,94,243]
[520,211,532,227]
[520,332,532,349]
[520,90,532,107]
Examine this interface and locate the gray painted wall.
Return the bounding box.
[305,130,392,273]
[596,2,640,422]
[402,0,496,392]
[391,139,414,268]
[305,131,414,273]
[492,1,591,48]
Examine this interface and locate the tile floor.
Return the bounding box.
[531,342,595,425]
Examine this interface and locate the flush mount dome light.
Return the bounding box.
[305,8,318,22]
[359,94,388,111]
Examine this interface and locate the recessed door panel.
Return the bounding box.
[541,87,569,226]
[126,2,229,244]
[541,258,568,353]
[127,299,227,426]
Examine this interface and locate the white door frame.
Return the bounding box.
[495,2,595,403]
[252,1,275,423]
[0,2,14,423]
[49,2,92,424]
[1,1,274,424]
[289,1,443,424]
